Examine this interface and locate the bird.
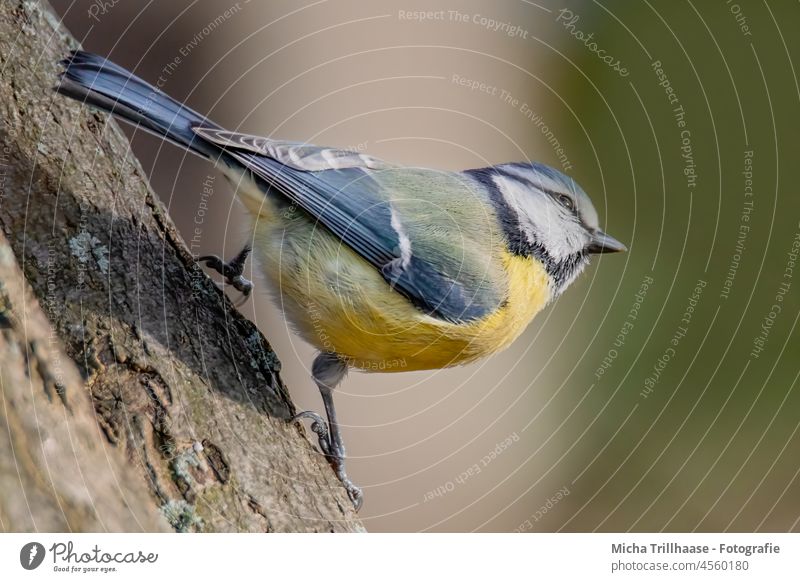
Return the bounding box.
[55,50,626,510]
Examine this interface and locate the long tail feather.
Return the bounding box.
[55,50,221,159]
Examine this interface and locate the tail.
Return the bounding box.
[55,51,221,159]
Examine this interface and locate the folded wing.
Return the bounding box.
[194,126,507,323]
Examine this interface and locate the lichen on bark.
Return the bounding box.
[0,0,363,532]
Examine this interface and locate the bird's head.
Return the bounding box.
[467,162,626,297]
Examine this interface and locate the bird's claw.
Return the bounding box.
[290,411,363,511]
[342,477,363,511]
[291,410,332,456]
[198,245,254,304]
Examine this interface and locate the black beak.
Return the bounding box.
[587,230,627,254]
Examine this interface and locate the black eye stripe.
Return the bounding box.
[491,166,579,217]
[495,168,572,204]
[539,186,561,198]
[556,194,576,211]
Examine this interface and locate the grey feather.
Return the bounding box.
[225,150,507,323]
[192,126,392,172]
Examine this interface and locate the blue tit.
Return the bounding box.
[56,51,626,509]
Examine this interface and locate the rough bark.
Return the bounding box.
[0,0,363,532]
[0,228,168,531]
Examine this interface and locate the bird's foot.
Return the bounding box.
[290,411,363,510]
[198,245,253,305]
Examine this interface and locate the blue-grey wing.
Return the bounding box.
[192,127,507,323]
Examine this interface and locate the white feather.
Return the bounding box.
[492,174,589,261]
[389,204,412,268]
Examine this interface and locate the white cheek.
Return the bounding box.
[493,175,587,259]
[525,202,571,258]
[534,213,588,260]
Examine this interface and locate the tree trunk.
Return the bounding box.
[0,0,363,532]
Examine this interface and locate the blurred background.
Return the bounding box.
[53,0,800,532]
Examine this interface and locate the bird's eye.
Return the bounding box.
[557,194,575,212]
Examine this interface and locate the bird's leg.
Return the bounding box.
[198,245,254,303]
[291,353,362,510]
